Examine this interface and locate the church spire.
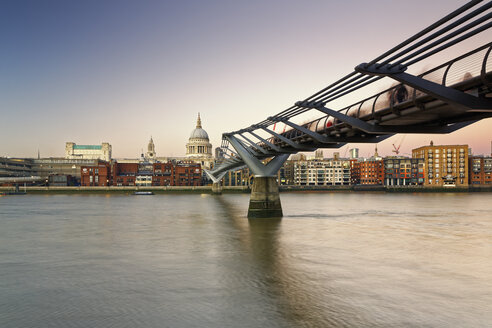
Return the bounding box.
[196,113,202,129]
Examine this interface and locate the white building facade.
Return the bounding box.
[185,114,214,170]
[65,142,112,162]
[294,159,351,186]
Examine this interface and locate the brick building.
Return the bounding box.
[174,162,202,186]
[80,162,111,186]
[81,161,202,187]
[152,162,174,186]
[469,156,492,185]
[412,143,469,187]
[112,163,139,186]
[349,159,359,185]
[352,159,384,185]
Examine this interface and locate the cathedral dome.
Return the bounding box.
[189,113,209,140]
[186,113,213,164]
[190,128,209,140]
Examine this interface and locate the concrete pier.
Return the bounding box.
[248,176,283,218]
[211,182,222,195]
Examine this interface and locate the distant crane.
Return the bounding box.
[392,135,406,155]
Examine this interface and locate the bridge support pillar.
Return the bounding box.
[211,182,222,195]
[248,176,282,218]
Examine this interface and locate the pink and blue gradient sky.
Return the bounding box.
[1,0,491,158]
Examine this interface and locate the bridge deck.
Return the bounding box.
[208,1,492,180]
[279,72,491,148]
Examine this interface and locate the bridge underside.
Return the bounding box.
[206,1,492,218]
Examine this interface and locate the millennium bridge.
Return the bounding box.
[206,0,492,217]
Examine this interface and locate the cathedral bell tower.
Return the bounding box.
[146,136,156,160]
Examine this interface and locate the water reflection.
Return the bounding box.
[1,193,491,327]
[213,196,358,327]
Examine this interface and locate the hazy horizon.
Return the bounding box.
[1,0,491,159]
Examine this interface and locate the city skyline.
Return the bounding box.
[1,0,491,158]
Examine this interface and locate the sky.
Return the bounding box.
[1,0,491,159]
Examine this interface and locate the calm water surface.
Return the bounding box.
[0,192,491,327]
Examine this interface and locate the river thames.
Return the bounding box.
[0,192,491,327]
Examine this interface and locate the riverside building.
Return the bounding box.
[352,159,384,185]
[279,160,295,185]
[1,154,108,186]
[412,142,469,187]
[293,158,351,186]
[0,157,33,178]
[81,161,202,187]
[351,147,384,185]
[80,162,112,186]
[469,155,492,185]
[32,158,103,184]
[384,157,425,186]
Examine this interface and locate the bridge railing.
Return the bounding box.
[297,42,492,134]
[210,0,492,179]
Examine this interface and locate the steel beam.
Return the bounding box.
[248,131,283,153]
[260,127,317,151]
[239,133,269,155]
[235,138,263,157]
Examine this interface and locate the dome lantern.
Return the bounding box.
[196,113,202,129]
[189,113,209,140]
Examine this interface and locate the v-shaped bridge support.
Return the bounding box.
[225,135,288,218]
[226,135,290,177]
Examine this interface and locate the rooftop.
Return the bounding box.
[73,145,102,150]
